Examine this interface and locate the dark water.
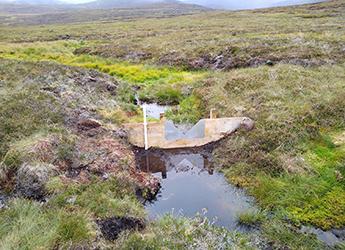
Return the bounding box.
[137,149,256,230]
[300,226,345,247]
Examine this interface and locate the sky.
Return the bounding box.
[62,0,93,2]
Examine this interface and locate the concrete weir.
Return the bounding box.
[124,115,254,149]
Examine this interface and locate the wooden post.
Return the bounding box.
[143,104,149,150]
[160,113,166,122]
[210,108,217,119]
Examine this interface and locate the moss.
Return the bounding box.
[165,94,204,124]
[235,134,345,230]
[46,176,65,194]
[0,41,205,105]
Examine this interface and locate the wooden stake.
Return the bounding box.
[143,104,149,150]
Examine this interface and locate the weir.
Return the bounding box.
[124,111,254,149]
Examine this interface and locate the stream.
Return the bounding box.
[136,103,256,229]
[136,148,256,230]
[136,103,345,247]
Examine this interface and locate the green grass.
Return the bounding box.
[209,62,345,231]
[0,41,206,121]
[118,214,254,249]
[0,199,95,249]
[1,0,343,70]
[0,0,345,248]
[0,86,63,160]
[165,94,204,124]
[237,210,266,227]
[225,133,345,230]
[261,218,324,250]
[47,177,145,219]
[0,41,205,98]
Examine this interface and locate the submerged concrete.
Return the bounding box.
[124,117,254,149]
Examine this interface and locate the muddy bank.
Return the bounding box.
[76,45,341,72]
[97,216,145,241]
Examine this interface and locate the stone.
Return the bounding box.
[77,118,102,130]
[113,128,128,139]
[265,60,274,66]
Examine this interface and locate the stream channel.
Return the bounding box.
[136,103,256,230]
[135,103,345,247]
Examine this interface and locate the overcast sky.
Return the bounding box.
[61,0,92,2]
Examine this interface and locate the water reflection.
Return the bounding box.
[144,103,171,120]
[136,149,256,230]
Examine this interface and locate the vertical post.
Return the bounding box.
[143,104,149,150]
[210,108,217,119]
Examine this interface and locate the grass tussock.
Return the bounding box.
[0,199,95,249]
[211,64,345,230]
[118,214,253,249]
[237,210,266,227]
[47,177,146,219]
[0,86,63,161]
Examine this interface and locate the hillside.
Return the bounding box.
[80,0,180,8]
[184,0,324,9]
[0,1,209,25]
[0,0,345,249]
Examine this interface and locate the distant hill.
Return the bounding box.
[0,0,209,25]
[0,0,207,12]
[0,0,63,4]
[0,0,326,10]
[79,0,187,9]
[272,0,324,7]
[182,0,325,10]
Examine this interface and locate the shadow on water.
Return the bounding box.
[135,147,257,230]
